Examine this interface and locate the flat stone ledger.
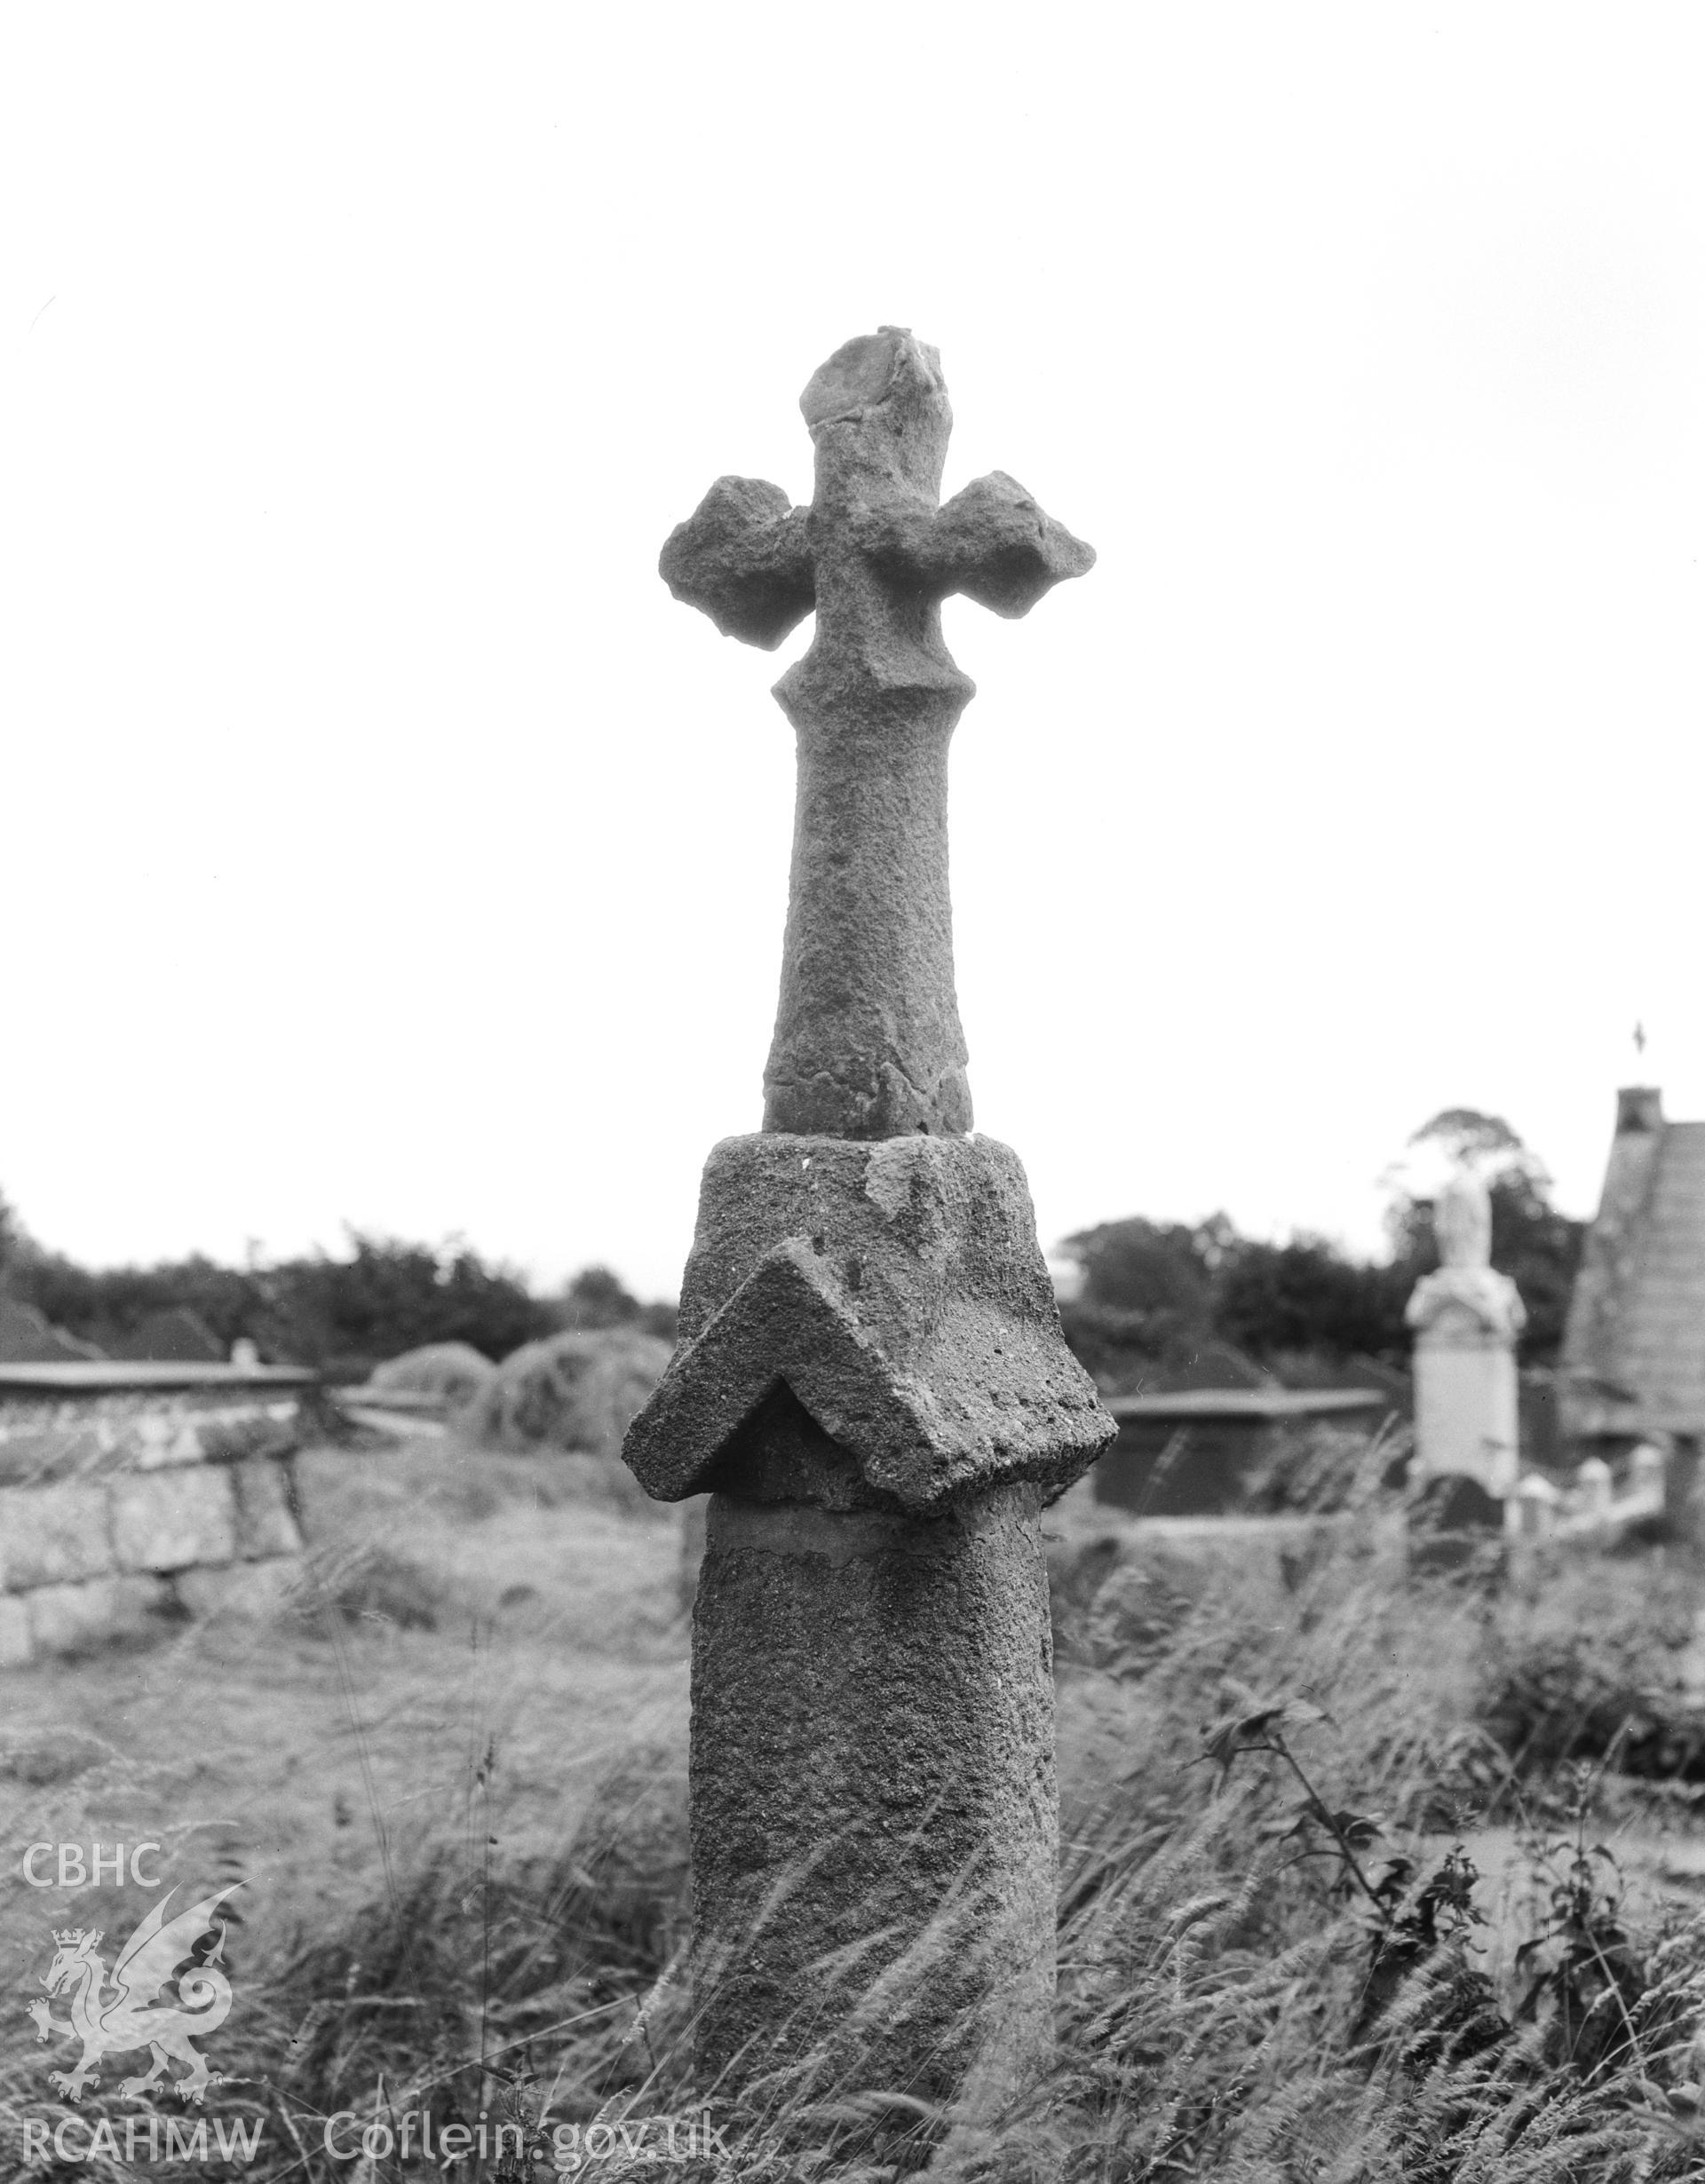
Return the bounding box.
[0,1368,313,1661]
[691,1475,1055,2097]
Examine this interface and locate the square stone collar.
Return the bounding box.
[623,1132,1114,1512]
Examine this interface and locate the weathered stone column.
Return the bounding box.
[625,331,1112,2102]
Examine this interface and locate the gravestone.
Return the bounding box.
[623,329,1114,2103]
[1508,1468,1562,1545]
[1406,1167,1524,1511]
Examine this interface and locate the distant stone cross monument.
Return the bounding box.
[623,328,1114,2101]
[1406,1165,1526,1508]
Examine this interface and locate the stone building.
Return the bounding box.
[1561,1086,1705,1469]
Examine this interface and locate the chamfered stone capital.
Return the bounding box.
[621,1132,1114,1511]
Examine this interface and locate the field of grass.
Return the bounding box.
[0,1438,689,2176]
[2,1437,1703,2180]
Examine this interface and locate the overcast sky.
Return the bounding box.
[4,7,1702,1301]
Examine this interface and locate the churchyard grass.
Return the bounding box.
[1,1436,1702,2179]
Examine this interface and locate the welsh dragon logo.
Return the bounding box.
[26,1886,240,2104]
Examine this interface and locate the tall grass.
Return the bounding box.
[3,1450,1703,2180]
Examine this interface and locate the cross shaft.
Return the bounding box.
[662,328,1093,1137]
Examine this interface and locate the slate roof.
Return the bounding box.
[1605,1123,1705,1427]
[1563,1090,1705,1438]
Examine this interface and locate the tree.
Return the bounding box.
[1059,1211,1409,1376]
[1060,1216,1216,1336]
[1056,1110,1583,1385]
[2,1204,687,1373]
[559,1263,678,1346]
[14,1230,559,1375]
[17,1250,264,1355]
[1216,1237,1408,1362]
[560,1265,643,1330]
[259,1233,557,1372]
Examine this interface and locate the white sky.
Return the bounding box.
[3,6,1702,1302]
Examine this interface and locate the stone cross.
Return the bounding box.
[625,330,1113,2115]
[659,325,1093,1140]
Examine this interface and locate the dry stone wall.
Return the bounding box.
[0,1370,313,1662]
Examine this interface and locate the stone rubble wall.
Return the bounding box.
[0,1387,309,1664]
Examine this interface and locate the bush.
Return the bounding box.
[270,1234,557,1374]
[1482,1554,1705,1780]
[368,1340,498,1408]
[461,1328,672,1460]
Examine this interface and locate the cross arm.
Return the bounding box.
[659,475,814,651]
[869,471,1095,619]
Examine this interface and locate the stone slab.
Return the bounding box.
[108,1468,237,1573]
[26,1575,168,1655]
[229,1459,302,1558]
[0,1479,114,1589]
[0,1363,313,1393]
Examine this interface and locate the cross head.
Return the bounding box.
[661,327,1094,1139]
